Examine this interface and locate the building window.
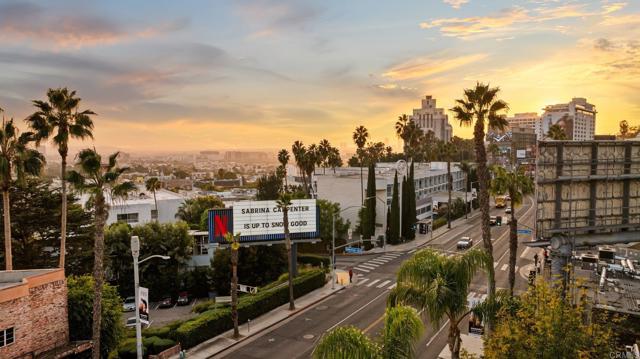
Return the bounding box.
[194,236,208,255]
[117,213,139,224]
[151,209,158,220]
[0,327,14,347]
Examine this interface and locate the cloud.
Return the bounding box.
[235,0,322,38]
[443,0,469,9]
[382,53,488,80]
[594,38,615,51]
[420,7,530,38]
[0,2,188,48]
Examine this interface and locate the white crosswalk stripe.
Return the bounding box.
[367,279,380,287]
[354,267,370,273]
[359,264,377,270]
[368,261,387,265]
[408,249,417,254]
[388,283,397,290]
[356,278,369,286]
[515,265,519,271]
[520,246,532,259]
[494,262,498,268]
[500,264,508,271]
[378,256,397,261]
[377,280,392,288]
[467,291,476,301]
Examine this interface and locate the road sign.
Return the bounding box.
[517,229,532,235]
[345,246,362,254]
[348,228,353,240]
[238,284,258,294]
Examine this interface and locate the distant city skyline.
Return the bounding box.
[0,0,638,152]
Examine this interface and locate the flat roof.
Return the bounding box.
[0,268,59,290]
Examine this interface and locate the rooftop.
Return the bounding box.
[0,268,60,290]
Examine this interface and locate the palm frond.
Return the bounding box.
[381,306,424,359]
[313,326,381,359]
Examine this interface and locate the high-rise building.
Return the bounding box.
[411,95,453,142]
[540,98,596,140]
[507,112,541,135]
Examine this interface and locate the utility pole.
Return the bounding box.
[131,236,143,359]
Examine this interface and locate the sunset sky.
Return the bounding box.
[0,0,638,153]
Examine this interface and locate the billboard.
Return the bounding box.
[139,286,149,325]
[208,199,319,243]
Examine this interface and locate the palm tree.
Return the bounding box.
[450,83,508,333]
[277,193,295,310]
[439,141,456,229]
[313,305,423,359]
[304,144,319,196]
[145,177,161,221]
[0,114,45,270]
[388,248,490,359]
[224,232,241,338]
[490,166,534,296]
[456,161,474,219]
[420,130,436,162]
[318,139,331,174]
[67,149,135,359]
[278,149,290,191]
[547,123,568,140]
[291,141,308,194]
[353,126,369,205]
[395,115,423,161]
[26,88,95,270]
[327,147,342,174]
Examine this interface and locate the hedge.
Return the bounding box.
[117,336,175,358]
[174,269,326,349]
[432,216,448,230]
[297,254,330,269]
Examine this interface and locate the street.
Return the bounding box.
[215,198,537,359]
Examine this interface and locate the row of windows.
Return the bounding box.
[116,210,158,224]
[0,327,14,348]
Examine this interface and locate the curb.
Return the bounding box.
[203,285,346,358]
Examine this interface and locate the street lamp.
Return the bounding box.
[331,205,363,290]
[131,236,170,359]
[466,181,479,219]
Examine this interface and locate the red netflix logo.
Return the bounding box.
[214,214,229,237]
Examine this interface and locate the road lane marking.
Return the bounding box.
[388,283,397,290]
[326,290,389,332]
[356,278,369,286]
[494,262,498,268]
[376,280,392,288]
[363,314,385,334]
[467,291,476,301]
[359,264,377,270]
[408,249,417,254]
[367,279,380,287]
[354,267,370,273]
[501,264,508,271]
[369,260,387,265]
[426,319,450,348]
[520,246,532,259]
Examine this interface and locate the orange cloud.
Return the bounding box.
[383,53,488,80]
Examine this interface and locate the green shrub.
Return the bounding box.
[175,269,326,349]
[145,336,176,355]
[432,216,447,230]
[192,299,216,314]
[117,338,146,359]
[117,336,176,357]
[297,254,330,268]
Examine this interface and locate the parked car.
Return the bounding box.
[122,296,136,312]
[457,236,473,250]
[505,207,512,214]
[177,291,190,306]
[158,296,174,308]
[489,216,497,226]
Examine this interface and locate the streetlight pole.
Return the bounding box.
[131,236,170,359]
[331,205,364,290]
[396,160,407,240]
[365,195,387,251]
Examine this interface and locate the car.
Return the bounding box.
[457,236,473,250]
[122,296,136,312]
[158,296,174,308]
[489,216,497,226]
[505,207,512,214]
[125,316,150,328]
[177,291,190,306]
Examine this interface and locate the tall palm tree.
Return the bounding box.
[547,123,568,140]
[439,141,456,229]
[456,161,474,219]
[291,141,308,194]
[145,177,161,221]
[450,82,508,333]
[388,248,490,359]
[305,144,319,196]
[0,114,45,270]
[277,193,295,310]
[278,149,290,191]
[67,149,135,359]
[313,305,423,359]
[318,139,331,174]
[353,126,369,205]
[490,166,534,296]
[224,232,241,338]
[26,88,95,270]
[395,115,423,161]
[327,147,342,174]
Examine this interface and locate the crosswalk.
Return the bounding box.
[354,276,398,291]
[353,252,403,274]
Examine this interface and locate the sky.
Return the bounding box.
[0,0,639,154]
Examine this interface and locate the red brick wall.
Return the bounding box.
[0,276,69,359]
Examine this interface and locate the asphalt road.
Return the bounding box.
[216,198,538,359]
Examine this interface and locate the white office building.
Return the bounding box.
[315,162,467,237]
[411,95,453,142]
[80,186,186,226]
[507,112,541,135]
[540,98,596,140]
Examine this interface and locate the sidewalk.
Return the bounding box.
[172,280,345,359]
[366,210,483,254]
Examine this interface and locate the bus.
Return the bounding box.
[495,195,507,208]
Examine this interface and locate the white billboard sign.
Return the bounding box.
[233,199,317,237]
[139,286,149,325]
[516,149,526,159]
